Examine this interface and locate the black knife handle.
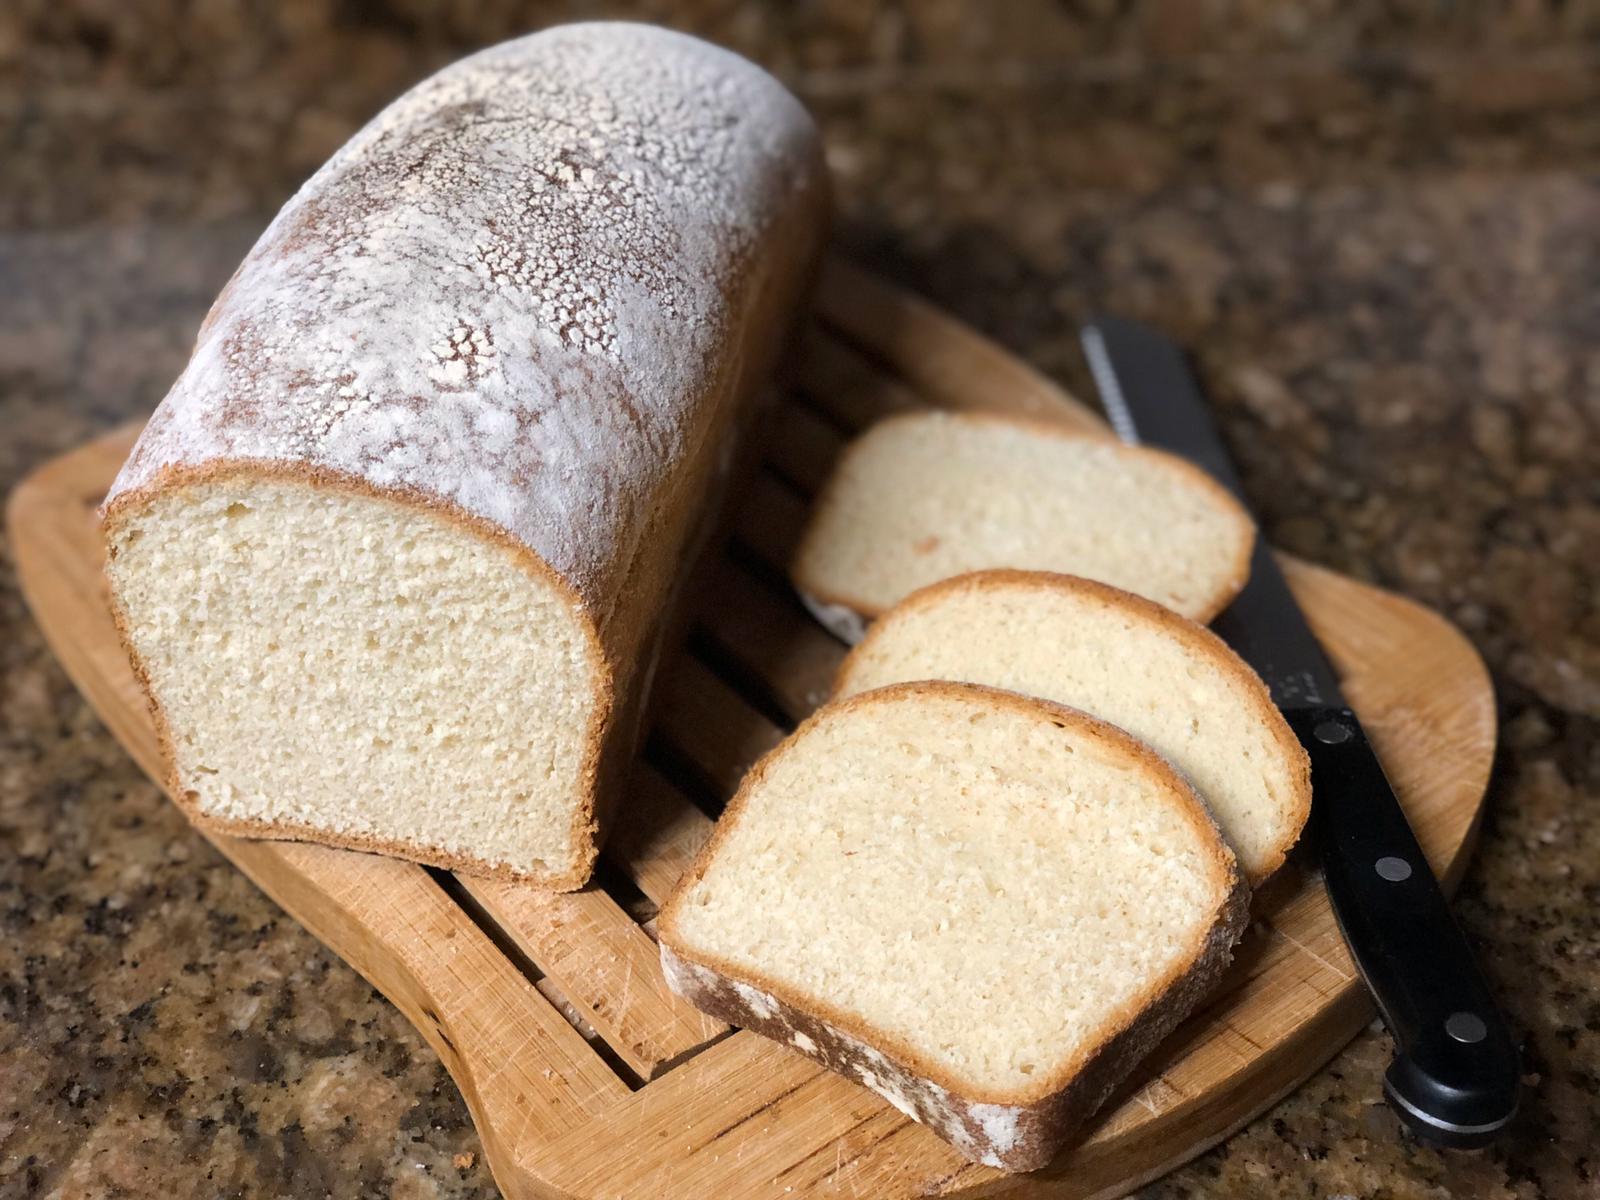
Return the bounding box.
[1285,707,1520,1146]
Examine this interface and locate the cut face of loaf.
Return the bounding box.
[659,682,1249,1172]
[834,571,1312,884]
[100,24,827,887]
[107,477,605,879]
[790,411,1256,636]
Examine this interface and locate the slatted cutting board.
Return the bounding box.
[8,259,1496,1199]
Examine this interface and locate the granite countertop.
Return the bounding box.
[3,3,1597,1197]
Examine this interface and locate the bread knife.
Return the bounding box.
[1079,315,1519,1146]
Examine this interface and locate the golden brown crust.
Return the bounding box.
[102,462,611,890]
[832,568,1313,884]
[180,807,594,888]
[658,680,1248,1132]
[790,409,1257,625]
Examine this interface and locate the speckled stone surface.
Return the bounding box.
[2,3,1597,1197]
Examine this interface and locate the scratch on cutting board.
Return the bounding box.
[1128,1075,1183,1117]
[1129,1083,1161,1116]
[1275,927,1354,983]
[618,958,634,1029]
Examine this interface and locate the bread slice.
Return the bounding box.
[659,681,1249,1172]
[790,411,1255,639]
[833,571,1311,885]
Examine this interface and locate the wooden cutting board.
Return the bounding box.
[8,259,1496,1199]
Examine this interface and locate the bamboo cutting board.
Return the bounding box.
[8,259,1496,1199]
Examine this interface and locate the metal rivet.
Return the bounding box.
[1375,856,1413,882]
[1446,1012,1488,1044]
[1314,719,1352,745]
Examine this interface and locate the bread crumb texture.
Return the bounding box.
[107,480,598,876]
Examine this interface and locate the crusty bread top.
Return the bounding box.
[103,23,824,609]
[791,410,1256,624]
[833,569,1312,884]
[660,680,1246,1106]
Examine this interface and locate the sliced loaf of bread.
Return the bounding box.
[659,681,1249,1172]
[834,571,1310,884]
[790,411,1255,639]
[100,25,826,888]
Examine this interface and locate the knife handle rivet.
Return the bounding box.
[1445,1011,1488,1044]
[1314,719,1352,745]
[1375,856,1413,882]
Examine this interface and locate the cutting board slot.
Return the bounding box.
[641,733,730,819]
[682,625,802,735]
[605,764,714,909]
[429,867,647,1088]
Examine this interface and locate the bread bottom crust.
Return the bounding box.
[661,875,1249,1173]
[178,804,594,890]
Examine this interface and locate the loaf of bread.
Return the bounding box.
[834,570,1311,884]
[791,411,1255,641]
[100,24,827,888]
[660,682,1249,1172]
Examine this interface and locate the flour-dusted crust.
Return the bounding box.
[105,23,823,585]
[658,682,1250,1171]
[791,409,1257,629]
[101,23,828,887]
[834,569,1314,885]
